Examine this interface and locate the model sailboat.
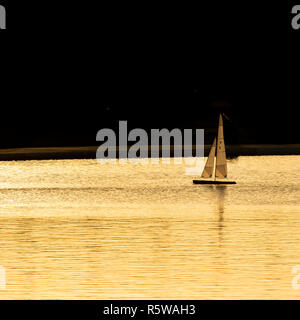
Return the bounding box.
[193,114,236,185]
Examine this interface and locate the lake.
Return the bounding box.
[0,156,299,299]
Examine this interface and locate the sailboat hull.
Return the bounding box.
[193,180,236,185]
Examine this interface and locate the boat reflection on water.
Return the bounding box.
[205,185,227,244]
[205,185,227,214]
[216,186,226,245]
[216,185,226,216]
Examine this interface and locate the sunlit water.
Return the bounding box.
[0,156,299,299]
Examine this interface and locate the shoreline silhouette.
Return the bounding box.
[0,144,299,161]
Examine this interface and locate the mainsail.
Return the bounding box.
[215,114,227,178]
[201,137,216,178]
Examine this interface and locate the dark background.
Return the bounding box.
[0,2,299,148]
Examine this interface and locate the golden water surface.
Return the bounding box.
[0,156,299,299]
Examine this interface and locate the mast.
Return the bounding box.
[201,137,216,178]
[215,114,227,178]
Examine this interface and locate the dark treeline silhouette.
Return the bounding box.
[0,2,298,148]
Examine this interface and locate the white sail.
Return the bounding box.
[215,114,227,178]
[201,137,216,178]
